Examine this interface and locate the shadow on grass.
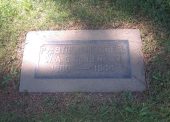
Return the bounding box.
[52,0,170,29]
[0,0,170,121]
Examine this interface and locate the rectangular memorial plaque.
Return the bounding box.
[35,40,131,79]
[20,30,146,92]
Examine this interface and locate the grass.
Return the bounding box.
[0,0,170,121]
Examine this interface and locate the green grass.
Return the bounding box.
[0,0,170,122]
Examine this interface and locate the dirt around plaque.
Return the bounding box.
[20,30,146,92]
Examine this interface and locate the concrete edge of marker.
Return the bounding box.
[19,29,146,92]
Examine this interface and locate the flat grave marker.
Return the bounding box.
[20,30,146,92]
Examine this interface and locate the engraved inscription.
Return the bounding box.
[35,40,131,78]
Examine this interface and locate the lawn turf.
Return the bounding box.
[0,0,170,122]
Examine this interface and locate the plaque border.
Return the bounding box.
[20,30,146,92]
[34,40,131,79]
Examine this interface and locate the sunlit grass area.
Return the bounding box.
[0,0,170,121]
